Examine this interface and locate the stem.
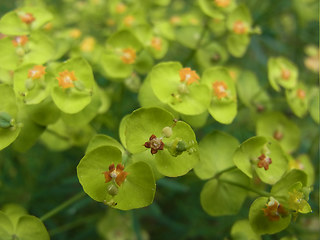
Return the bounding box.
[45,128,70,141]
[219,179,271,197]
[182,18,210,65]
[40,192,86,221]
[212,166,237,179]
[132,210,142,240]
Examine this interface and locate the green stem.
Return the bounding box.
[132,210,142,240]
[219,179,271,197]
[40,192,86,221]
[182,18,210,65]
[212,166,237,179]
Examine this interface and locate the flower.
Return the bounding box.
[123,15,135,27]
[233,20,248,34]
[103,163,128,186]
[281,68,291,80]
[212,81,228,99]
[116,3,127,14]
[151,37,162,51]
[296,89,306,100]
[179,68,200,85]
[69,29,82,39]
[257,153,272,170]
[56,70,77,89]
[144,134,164,155]
[19,12,35,24]
[263,197,288,221]
[170,16,181,25]
[121,48,136,64]
[80,37,96,52]
[214,0,231,8]
[28,65,46,80]
[288,188,311,213]
[12,36,28,47]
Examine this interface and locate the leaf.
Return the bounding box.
[51,57,95,114]
[231,219,262,240]
[15,215,50,240]
[227,34,250,58]
[201,66,237,124]
[77,146,156,210]
[256,112,300,153]
[0,37,20,70]
[249,197,291,235]
[200,170,249,216]
[0,11,29,35]
[0,84,21,150]
[194,131,239,179]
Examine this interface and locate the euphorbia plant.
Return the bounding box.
[0,0,318,239]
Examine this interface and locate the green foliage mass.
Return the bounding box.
[0,0,318,239]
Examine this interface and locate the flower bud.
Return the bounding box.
[162,126,172,138]
[15,47,25,57]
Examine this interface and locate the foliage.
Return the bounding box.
[0,0,319,239]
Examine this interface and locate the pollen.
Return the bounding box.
[263,197,287,221]
[212,81,228,99]
[257,153,272,170]
[12,35,28,47]
[123,15,135,27]
[116,3,127,14]
[121,48,136,64]
[151,37,162,51]
[281,68,291,80]
[28,65,46,80]
[214,0,231,8]
[179,68,200,85]
[233,20,248,34]
[296,89,306,100]
[19,12,35,24]
[103,163,128,186]
[56,70,78,89]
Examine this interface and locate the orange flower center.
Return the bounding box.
[179,68,200,85]
[214,0,231,8]
[263,197,287,221]
[123,15,135,27]
[213,81,228,99]
[103,163,128,186]
[28,65,46,80]
[257,153,272,170]
[19,13,35,24]
[116,3,127,14]
[151,37,162,51]
[233,20,247,34]
[281,68,291,80]
[121,48,136,64]
[57,70,77,89]
[296,89,306,100]
[12,36,28,47]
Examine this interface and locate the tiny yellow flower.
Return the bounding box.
[28,65,46,80]
[123,15,135,27]
[233,20,248,34]
[179,68,200,85]
[213,81,228,99]
[80,37,96,52]
[296,89,306,100]
[103,163,128,186]
[19,12,35,24]
[69,29,82,39]
[121,48,136,64]
[214,0,231,8]
[151,37,162,51]
[12,35,28,47]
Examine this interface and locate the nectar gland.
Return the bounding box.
[257,153,272,170]
[28,65,46,80]
[144,134,164,155]
[116,3,127,14]
[233,20,248,34]
[103,163,128,186]
[263,197,288,221]
[296,89,306,100]
[57,70,77,89]
[179,68,200,85]
[123,15,135,27]
[212,81,228,99]
[121,48,136,64]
